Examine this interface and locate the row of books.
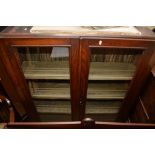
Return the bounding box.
[18,47,140,63]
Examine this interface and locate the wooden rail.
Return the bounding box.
[5,118,155,129]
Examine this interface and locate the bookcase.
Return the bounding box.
[0,26,155,123]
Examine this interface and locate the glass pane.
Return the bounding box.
[17,47,71,121]
[86,47,143,121]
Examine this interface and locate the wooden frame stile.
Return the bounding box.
[0,37,81,121]
[10,45,39,121]
[0,39,29,120]
[79,39,90,119]
[80,37,155,122]
[69,38,81,120]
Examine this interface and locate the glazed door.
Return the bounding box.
[3,38,80,121]
[80,38,155,122]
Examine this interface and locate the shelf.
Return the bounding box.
[39,113,71,122]
[86,100,121,114]
[29,81,128,100]
[86,114,117,122]
[86,100,121,121]
[29,82,70,99]
[87,83,128,99]
[22,61,70,80]
[34,100,71,114]
[22,61,135,80]
[89,62,136,80]
[31,87,70,99]
[86,107,119,114]
[87,90,126,100]
[34,100,71,121]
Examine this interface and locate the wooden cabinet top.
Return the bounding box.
[0,26,155,39]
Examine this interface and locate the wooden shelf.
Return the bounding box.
[29,81,128,100]
[29,82,70,99]
[34,100,71,121]
[89,62,136,80]
[31,87,70,99]
[39,113,71,122]
[86,114,117,122]
[86,100,121,121]
[22,61,70,80]
[87,83,128,99]
[87,90,126,99]
[22,61,135,80]
[86,100,121,114]
[86,107,119,114]
[34,101,71,114]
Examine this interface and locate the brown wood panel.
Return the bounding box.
[6,121,81,129]
[0,83,9,122]
[95,121,155,129]
[117,47,155,121]
[79,39,90,119]
[130,98,149,123]
[3,38,71,46]
[5,120,155,129]
[0,94,14,123]
[0,40,39,121]
[0,81,5,95]
[83,38,155,49]
[0,103,10,122]
[152,65,155,77]
[140,73,155,122]
[70,39,80,120]
[0,83,21,122]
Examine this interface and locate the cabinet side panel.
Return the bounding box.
[117,48,155,121]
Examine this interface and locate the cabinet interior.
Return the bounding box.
[17,46,71,121]
[16,46,144,122]
[86,47,143,121]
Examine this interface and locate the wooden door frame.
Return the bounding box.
[80,37,155,121]
[0,38,80,121]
